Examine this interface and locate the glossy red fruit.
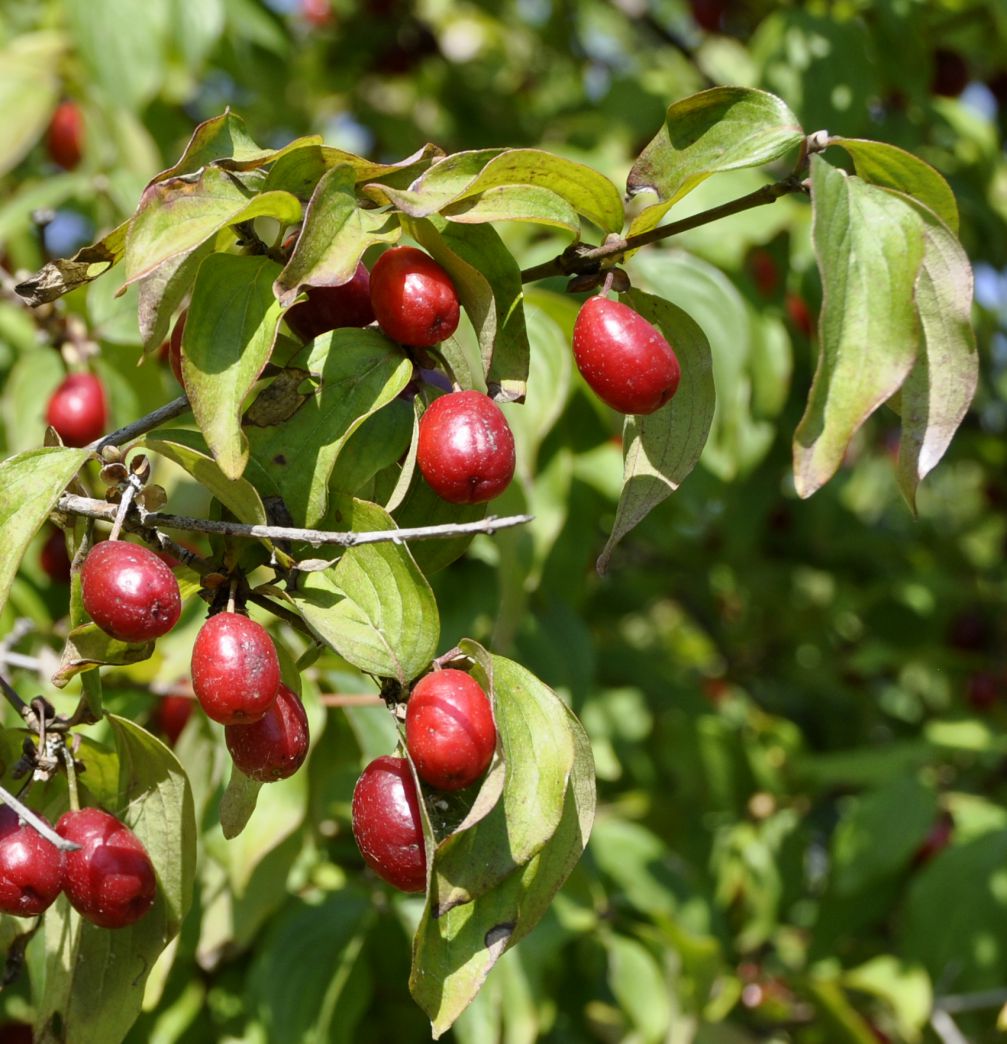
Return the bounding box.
[191,612,280,725]
[406,669,495,791]
[57,808,156,929]
[225,683,309,782]
[154,692,194,746]
[45,373,107,447]
[47,101,84,170]
[168,311,186,388]
[0,806,65,917]
[572,296,681,415]
[369,246,460,347]
[81,541,181,642]
[416,390,515,504]
[40,527,72,583]
[285,263,375,341]
[351,755,426,893]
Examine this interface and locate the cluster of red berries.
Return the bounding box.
[351,668,496,892]
[0,804,155,929]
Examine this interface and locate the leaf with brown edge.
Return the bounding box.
[15,221,128,306]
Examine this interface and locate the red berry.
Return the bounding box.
[572,296,681,415]
[225,683,309,782]
[369,246,460,347]
[351,755,426,893]
[81,541,181,643]
[0,806,65,917]
[154,692,194,746]
[46,101,84,170]
[45,372,108,447]
[40,527,72,583]
[300,0,333,28]
[748,248,780,298]
[168,312,186,388]
[406,669,496,791]
[931,49,969,98]
[191,612,280,725]
[785,293,814,339]
[57,808,156,929]
[416,390,515,504]
[285,262,375,342]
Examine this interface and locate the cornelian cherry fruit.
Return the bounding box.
[47,100,84,170]
[40,527,72,583]
[369,246,460,347]
[57,808,156,929]
[416,390,515,504]
[0,806,65,917]
[45,372,107,447]
[191,612,280,725]
[225,683,309,782]
[572,296,681,415]
[81,541,182,642]
[285,262,374,341]
[351,755,426,893]
[406,669,496,791]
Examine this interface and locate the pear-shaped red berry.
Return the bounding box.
[370,246,460,347]
[285,262,375,341]
[572,296,681,415]
[45,372,108,447]
[225,683,309,782]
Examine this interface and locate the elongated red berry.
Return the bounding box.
[285,262,374,341]
[370,246,460,347]
[40,527,72,583]
[47,101,84,170]
[572,296,681,415]
[406,669,496,791]
[191,612,280,725]
[46,372,107,446]
[0,806,65,917]
[81,541,182,642]
[57,808,156,929]
[416,390,515,504]
[225,683,309,782]
[351,755,426,893]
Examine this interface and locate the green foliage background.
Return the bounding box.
[1,0,1007,1041]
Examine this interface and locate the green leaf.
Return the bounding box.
[14,221,129,307]
[627,87,804,238]
[182,253,284,479]
[430,649,578,914]
[605,933,673,1044]
[410,688,594,1038]
[391,478,488,575]
[273,164,400,307]
[248,329,412,527]
[136,240,213,354]
[150,109,270,183]
[831,138,959,234]
[0,447,89,612]
[33,716,196,1044]
[142,428,271,524]
[0,32,64,177]
[405,217,530,400]
[596,290,715,573]
[893,199,978,509]
[219,766,264,840]
[288,500,439,684]
[793,157,926,498]
[442,184,580,236]
[52,623,154,687]
[842,957,932,1044]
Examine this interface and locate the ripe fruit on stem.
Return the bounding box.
[57,808,156,929]
[406,669,496,791]
[225,683,309,781]
[154,691,194,746]
[81,541,182,642]
[351,755,426,893]
[191,611,281,724]
[40,527,72,583]
[47,100,84,170]
[416,390,516,504]
[0,806,65,917]
[45,372,108,447]
[369,246,460,347]
[285,262,374,341]
[572,296,681,415]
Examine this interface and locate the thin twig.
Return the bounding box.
[0,784,79,852]
[85,395,190,453]
[108,474,141,542]
[319,693,384,707]
[56,494,534,547]
[520,175,806,282]
[935,987,1007,1014]
[930,1009,970,1044]
[0,673,31,721]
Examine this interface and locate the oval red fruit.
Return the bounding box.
[369,246,460,347]
[191,612,281,725]
[81,541,182,642]
[285,261,374,341]
[45,372,108,447]
[40,527,72,583]
[57,808,156,929]
[47,101,84,170]
[406,669,496,791]
[351,755,426,893]
[416,390,515,504]
[572,296,681,415]
[0,806,65,917]
[225,683,309,782]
